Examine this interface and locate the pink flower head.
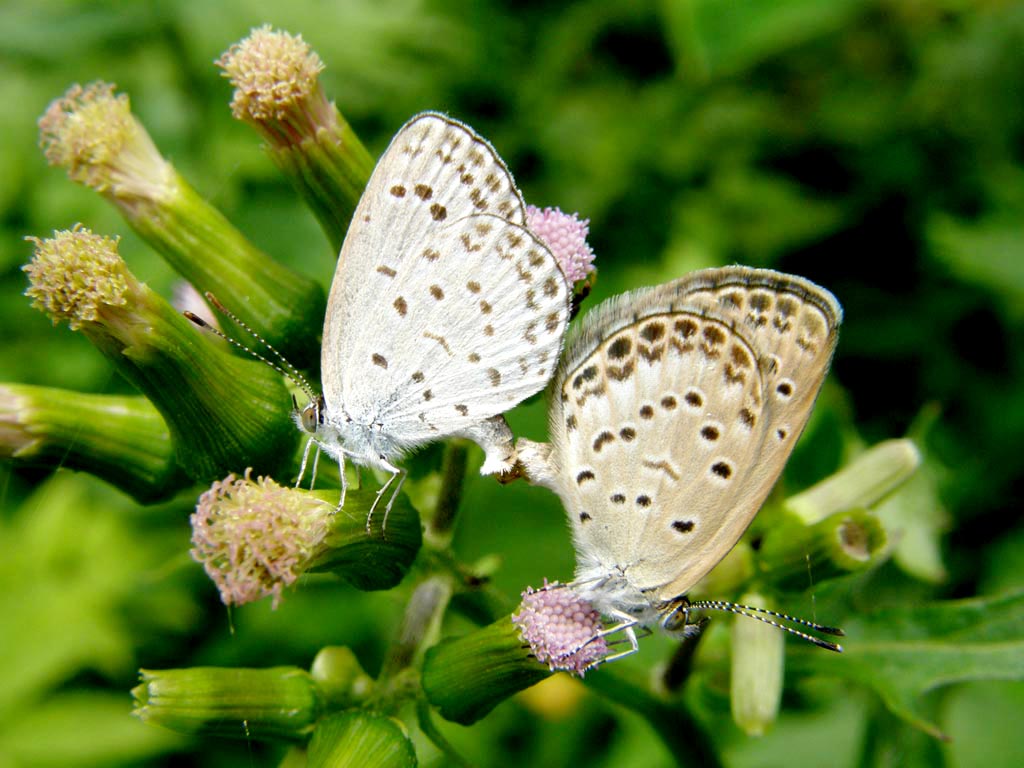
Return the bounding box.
[190,469,331,608]
[526,205,595,284]
[512,581,609,676]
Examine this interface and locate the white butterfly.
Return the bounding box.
[518,267,843,654]
[300,113,571,517]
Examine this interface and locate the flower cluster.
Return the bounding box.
[217,24,336,145]
[23,226,130,330]
[190,470,333,608]
[526,205,596,284]
[512,582,609,675]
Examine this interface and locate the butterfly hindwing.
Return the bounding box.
[549,267,841,600]
[321,113,569,445]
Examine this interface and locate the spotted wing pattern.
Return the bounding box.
[548,267,841,601]
[321,113,570,445]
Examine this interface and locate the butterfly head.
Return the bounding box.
[660,597,844,651]
[658,598,709,638]
[295,394,402,472]
[293,392,343,455]
[298,393,324,435]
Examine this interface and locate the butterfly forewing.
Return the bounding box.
[550,267,841,602]
[322,113,569,437]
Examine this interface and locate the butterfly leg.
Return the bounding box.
[337,451,348,510]
[455,415,517,475]
[296,438,311,487]
[595,609,641,661]
[366,459,405,534]
[309,444,321,490]
[575,610,644,669]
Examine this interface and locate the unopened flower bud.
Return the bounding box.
[24,227,295,480]
[731,592,784,736]
[132,666,320,740]
[218,26,373,251]
[39,82,324,367]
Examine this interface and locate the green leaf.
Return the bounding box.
[928,213,1024,318]
[0,472,198,718]
[0,691,182,767]
[792,590,1024,739]
[666,0,862,77]
[872,453,950,584]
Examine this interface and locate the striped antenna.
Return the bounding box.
[668,599,844,652]
[183,292,316,402]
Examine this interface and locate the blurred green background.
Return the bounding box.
[2,0,1023,766]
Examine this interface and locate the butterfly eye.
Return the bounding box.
[300,403,318,433]
[661,604,688,633]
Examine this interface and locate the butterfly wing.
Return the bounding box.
[321,113,570,444]
[549,267,841,601]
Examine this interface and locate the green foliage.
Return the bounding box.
[306,711,416,768]
[3,0,1023,766]
[794,590,1024,740]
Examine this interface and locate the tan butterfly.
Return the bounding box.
[519,266,843,654]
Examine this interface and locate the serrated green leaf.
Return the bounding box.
[792,590,1024,739]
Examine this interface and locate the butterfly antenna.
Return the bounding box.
[183,292,316,402]
[687,599,844,652]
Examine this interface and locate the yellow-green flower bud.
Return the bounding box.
[310,647,374,710]
[24,227,295,481]
[218,26,373,252]
[730,592,784,736]
[132,667,320,740]
[38,82,324,368]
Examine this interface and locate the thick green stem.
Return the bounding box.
[0,384,184,502]
[269,121,374,253]
[125,172,325,371]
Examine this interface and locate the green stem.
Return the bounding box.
[415,699,472,768]
[0,384,185,503]
[272,121,374,253]
[585,668,721,768]
[126,172,325,370]
[373,576,453,711]
[430,441,469,538]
